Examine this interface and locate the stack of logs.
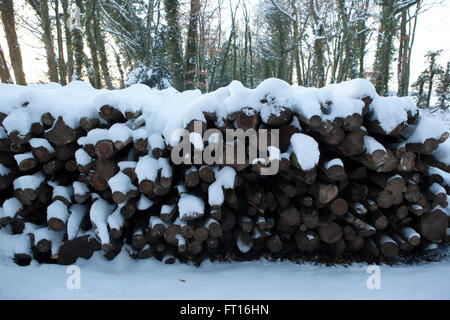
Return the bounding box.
[0,94,449,266]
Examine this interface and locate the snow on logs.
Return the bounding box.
[0,78,449,266]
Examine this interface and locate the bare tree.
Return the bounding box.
[54,0,67,85]
[0,0,26,84]
[397,0,421,96]
[27,0,59,82]
[0,42,13,83]
[164,0,185,91]
[309,0,325,87]
[61,0,74,81]
[185,0,201,90]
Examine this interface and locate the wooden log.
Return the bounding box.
[395,205,409,220]
[265,107,293,127]
[0,137,11,152]
[368,210,389,230]
[42,160,63,176]
[376,233,399,258]
[44,117,78,146]
[279,207,301,226]
[343,113,363,132]
[365,118,406,136]
[79,117,100,131]
[309,183,339,204]
[120,199,137,220]
[347,166,367,180]
[349,202,368,216]
[149,216,167,238]
[47,200,69,231]
[14,152,37,171]
[221,207,236,232]
[317,221,342,244]
[408,203,428,216]
[193,224,209,242]
[187,239,203,255]
[205,218,223,238]
[427,183,448,208]
[107,206,124,240]
[344,183,368,202]
[66,160,78,172]
[419,208,448,241]
[41,112,54,128]
[404,183,421,203]
[404,135,448,155]
[95,139,117,159]
[57,235,100,265]
[10,131,32,146]
[337,129,366,156]
[0,170,16,191]
[365,238,379,256]
[160,204,177,223]
[89,172,109,192]
[31,122,44,135]
[347,236,365,252]
[295,230,320,252]
[328,198,348,216]
[300,207,319,229]
[132,229,146,250]
[321,158,346,181]
[266,234,283,253]
[401,226,421,246]
[329,238,346,255]
[396,148,416,172]
[277,179,296,198]
[55,143,77,161]
[185,166,200,187]
[30,138,55,163]
[234,107,259,130]
[99,105,126,122]
[0,151,16,167]
[238,216,254,233]
[342,212,376,237]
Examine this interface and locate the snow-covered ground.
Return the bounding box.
[420,107,450,128]
[1,247,449,300]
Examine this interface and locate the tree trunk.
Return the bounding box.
[0,43,13,83]
[39,0,59,83]
[93,7,113,89]
[61,0,74,81]
[163,0,185,91]
[185,0,200,90]
[291,0,301,85]
[72,1,85,80]
[84,0,101,88]
[309,0,326,87]
[337,0,358,82]
[0,0,26,85]
[55,0,67,85]
[373,0,397,96]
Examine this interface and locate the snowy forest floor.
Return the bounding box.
[0,244,449,300]
[0,108,449,300]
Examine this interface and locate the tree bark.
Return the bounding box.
[373,0,397,96]
[54,0,66,85]
[38,0,59,83]
[185,0,200,90]
[163,0,185,91]
[0,0,26,84]
[61,0,74,81]
[0,42,13,83]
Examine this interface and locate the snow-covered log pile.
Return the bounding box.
[0,79,449,266]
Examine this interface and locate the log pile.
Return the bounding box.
[0,79,449,266]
